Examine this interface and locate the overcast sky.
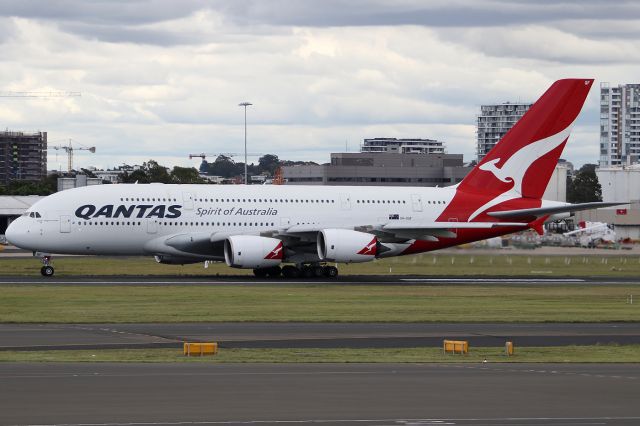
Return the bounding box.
[1,0,639,171]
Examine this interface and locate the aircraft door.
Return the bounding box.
[182,192,194,210]
[60,215,71,233]
[147,219,158,234]
[340,193,351,210]
[411,194,423,212]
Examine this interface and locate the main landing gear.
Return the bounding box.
[253,264,339,279]
[40,255,54,277]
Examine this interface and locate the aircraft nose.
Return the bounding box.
[5,218,25,248]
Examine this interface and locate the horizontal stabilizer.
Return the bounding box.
[487,202,628,219]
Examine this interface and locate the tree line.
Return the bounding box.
[198,154,316,178]
[0,155,317,196]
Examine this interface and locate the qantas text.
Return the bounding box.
[75,204,182,220]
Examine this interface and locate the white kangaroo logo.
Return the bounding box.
[265,243,283,259]
[468,120,575,221]
[270,246,282,256]
[358,238,377,255]
[361,241,376,254]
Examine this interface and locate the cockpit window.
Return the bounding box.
[24,212,41,218]
[35,212,41,218]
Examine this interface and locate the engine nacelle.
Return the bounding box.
[317,229,377,263]
[224,235,284,269]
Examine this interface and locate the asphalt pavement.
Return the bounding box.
[2,322,640,351]
[1,362,638,425]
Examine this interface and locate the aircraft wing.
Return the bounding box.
[284,221,528,242]
[487,202,627,219]
[380,221,528,241]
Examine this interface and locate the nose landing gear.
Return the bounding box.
[40,255,54,277]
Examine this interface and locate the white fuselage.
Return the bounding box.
[7,183,457,258]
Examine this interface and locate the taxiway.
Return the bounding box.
[2,322,639,351]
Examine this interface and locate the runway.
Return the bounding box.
[1,274,640,285]
[2,322,640,351]
[1,362,638,425]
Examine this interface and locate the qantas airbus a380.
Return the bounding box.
[6,79,625,277]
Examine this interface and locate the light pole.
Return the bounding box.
[238,101,252,184]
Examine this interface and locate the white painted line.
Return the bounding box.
[4,278,640,285]
[0,370,382,379]
[9,417,640,426]
[0,281,344,285]
[401,278,586,283]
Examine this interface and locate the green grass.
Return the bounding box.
[2,253,640,276]
[1,345,638,363]
[1,284,638,323]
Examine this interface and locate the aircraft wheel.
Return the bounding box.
[313,266,324,278]
[301,266,314,278]
[40,265,55,277]
[281,265,300,278]
[266,265,282,278]
[253,268,268,278]
[323,266,338,278]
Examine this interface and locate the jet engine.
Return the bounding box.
[224,235,284,269]
[317,229,378,263]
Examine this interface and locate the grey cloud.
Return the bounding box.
[0,17,16,44]
[435,25,640,65]
[0,0,210,46]
[0,0,206,25]
[2,1,639,46]
[213,0,640,28]
[59,22,199,46]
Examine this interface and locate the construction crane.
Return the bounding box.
[0,91,81,98]
[188,152,263,160]
[49,139,96,173]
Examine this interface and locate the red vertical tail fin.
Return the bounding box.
[459,79,594,200]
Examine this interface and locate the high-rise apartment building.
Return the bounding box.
[477,102,531,162]
[0,131,47,186]
[599,83,640,167]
